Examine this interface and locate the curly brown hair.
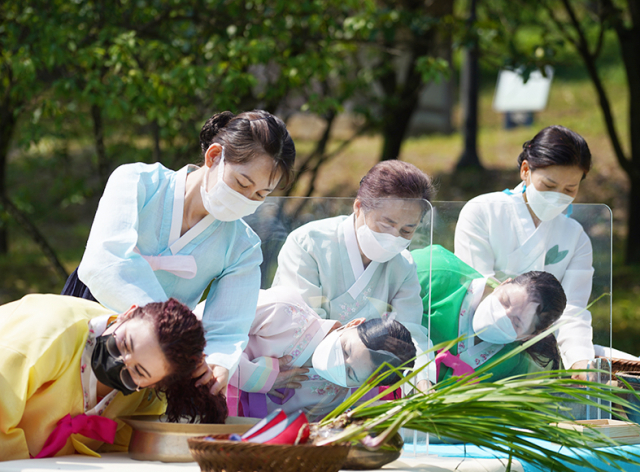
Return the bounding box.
[130,298,228,424]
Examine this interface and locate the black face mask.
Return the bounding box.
[91,334,137,396]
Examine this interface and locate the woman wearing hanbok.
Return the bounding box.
[63,110,296,394]
[272,160,434,390]
[232,287,416,421]
[0,294,226,461]
[454,125,636,376]
[412,245,566,383]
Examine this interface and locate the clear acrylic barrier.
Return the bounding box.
[231,197,612,451]
[428,200,612,364]
[233,197,433,420]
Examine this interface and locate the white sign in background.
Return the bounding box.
[492,66,554,112]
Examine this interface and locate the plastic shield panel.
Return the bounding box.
[230,196,434,421]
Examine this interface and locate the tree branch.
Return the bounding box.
[0,194,68,281]
[557,0,631,174]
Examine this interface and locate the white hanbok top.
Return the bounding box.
[454,182,595,368]
[272,214,434,383]
[78,162,262,371]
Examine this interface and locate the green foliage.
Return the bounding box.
[318,330,640,471]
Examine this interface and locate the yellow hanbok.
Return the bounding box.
[0,294,165,461]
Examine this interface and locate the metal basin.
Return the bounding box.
[121,415,258,462]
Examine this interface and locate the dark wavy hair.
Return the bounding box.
[518,125,591,179]
[199,110,296,188]
[357,318,416,386]
[510,271,567,369]
[129,299,228,424]
[357,160,433,213]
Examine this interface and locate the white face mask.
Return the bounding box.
[356,219,411,263]
[472,294,517,344]
[200,147,263,221]
[525,181,574,222]
[312,328,348,387]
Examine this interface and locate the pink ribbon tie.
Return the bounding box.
[34,414,118,459]
[435,349,476,380]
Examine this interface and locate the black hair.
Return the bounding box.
[518,125,591,178]
[199,110,296,188]
[357,318,417,386]
[510,271,567,369]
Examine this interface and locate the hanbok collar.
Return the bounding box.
[81,315,118,415]
[341,214,380,299]
[510,182,538,237]
[504,182,553,257]
[168,165,215,255]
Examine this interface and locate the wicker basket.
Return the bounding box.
[187,435,352,472]
[597,357,640,381]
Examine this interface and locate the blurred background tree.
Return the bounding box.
[0,0,637,351]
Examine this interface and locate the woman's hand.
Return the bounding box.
[193,355,229,395]
[570,359,591,381]
[416,379,432,393]
[271,355,309,391]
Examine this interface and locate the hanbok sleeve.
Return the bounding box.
[201,234,262,372]
[454,200,497,278]
[78,164,167,312]
[555,230,595,368]
[0,346,31,460]
[234,354,280,393]
[390,256,436,384]
[272,232,327,318]
[0,308,82,461]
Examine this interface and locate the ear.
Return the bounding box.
[204,143,223,168]
[119,304,138,321]
[520,160,530,183]
[499,278,513,286]
[345,317,366,328]
[353,199,362,216]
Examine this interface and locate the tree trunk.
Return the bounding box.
[627,177,640,264]
[380,91,421,161]
[609,0,640,264]
[91,104,109,188]
[456,0,483,169]
[0,98,18,255]
[378,52,431,162]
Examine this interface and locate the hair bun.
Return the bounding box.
[199,111,236,153]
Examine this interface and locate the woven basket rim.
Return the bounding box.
[596,356,640,368]
[187,435,351,450]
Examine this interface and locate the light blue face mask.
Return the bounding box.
[472,294,517,344]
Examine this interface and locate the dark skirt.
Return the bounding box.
[61,268,97,302]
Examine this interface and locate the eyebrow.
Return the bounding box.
[128,333,151,378]
[240,173,275,193]
[544,176,578,187]
[385,216,417,228]
[342,344,358,383]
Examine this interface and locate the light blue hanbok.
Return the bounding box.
[272,214,434,383]
[78,162,262,371]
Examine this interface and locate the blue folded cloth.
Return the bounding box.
[402,438,640,472]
